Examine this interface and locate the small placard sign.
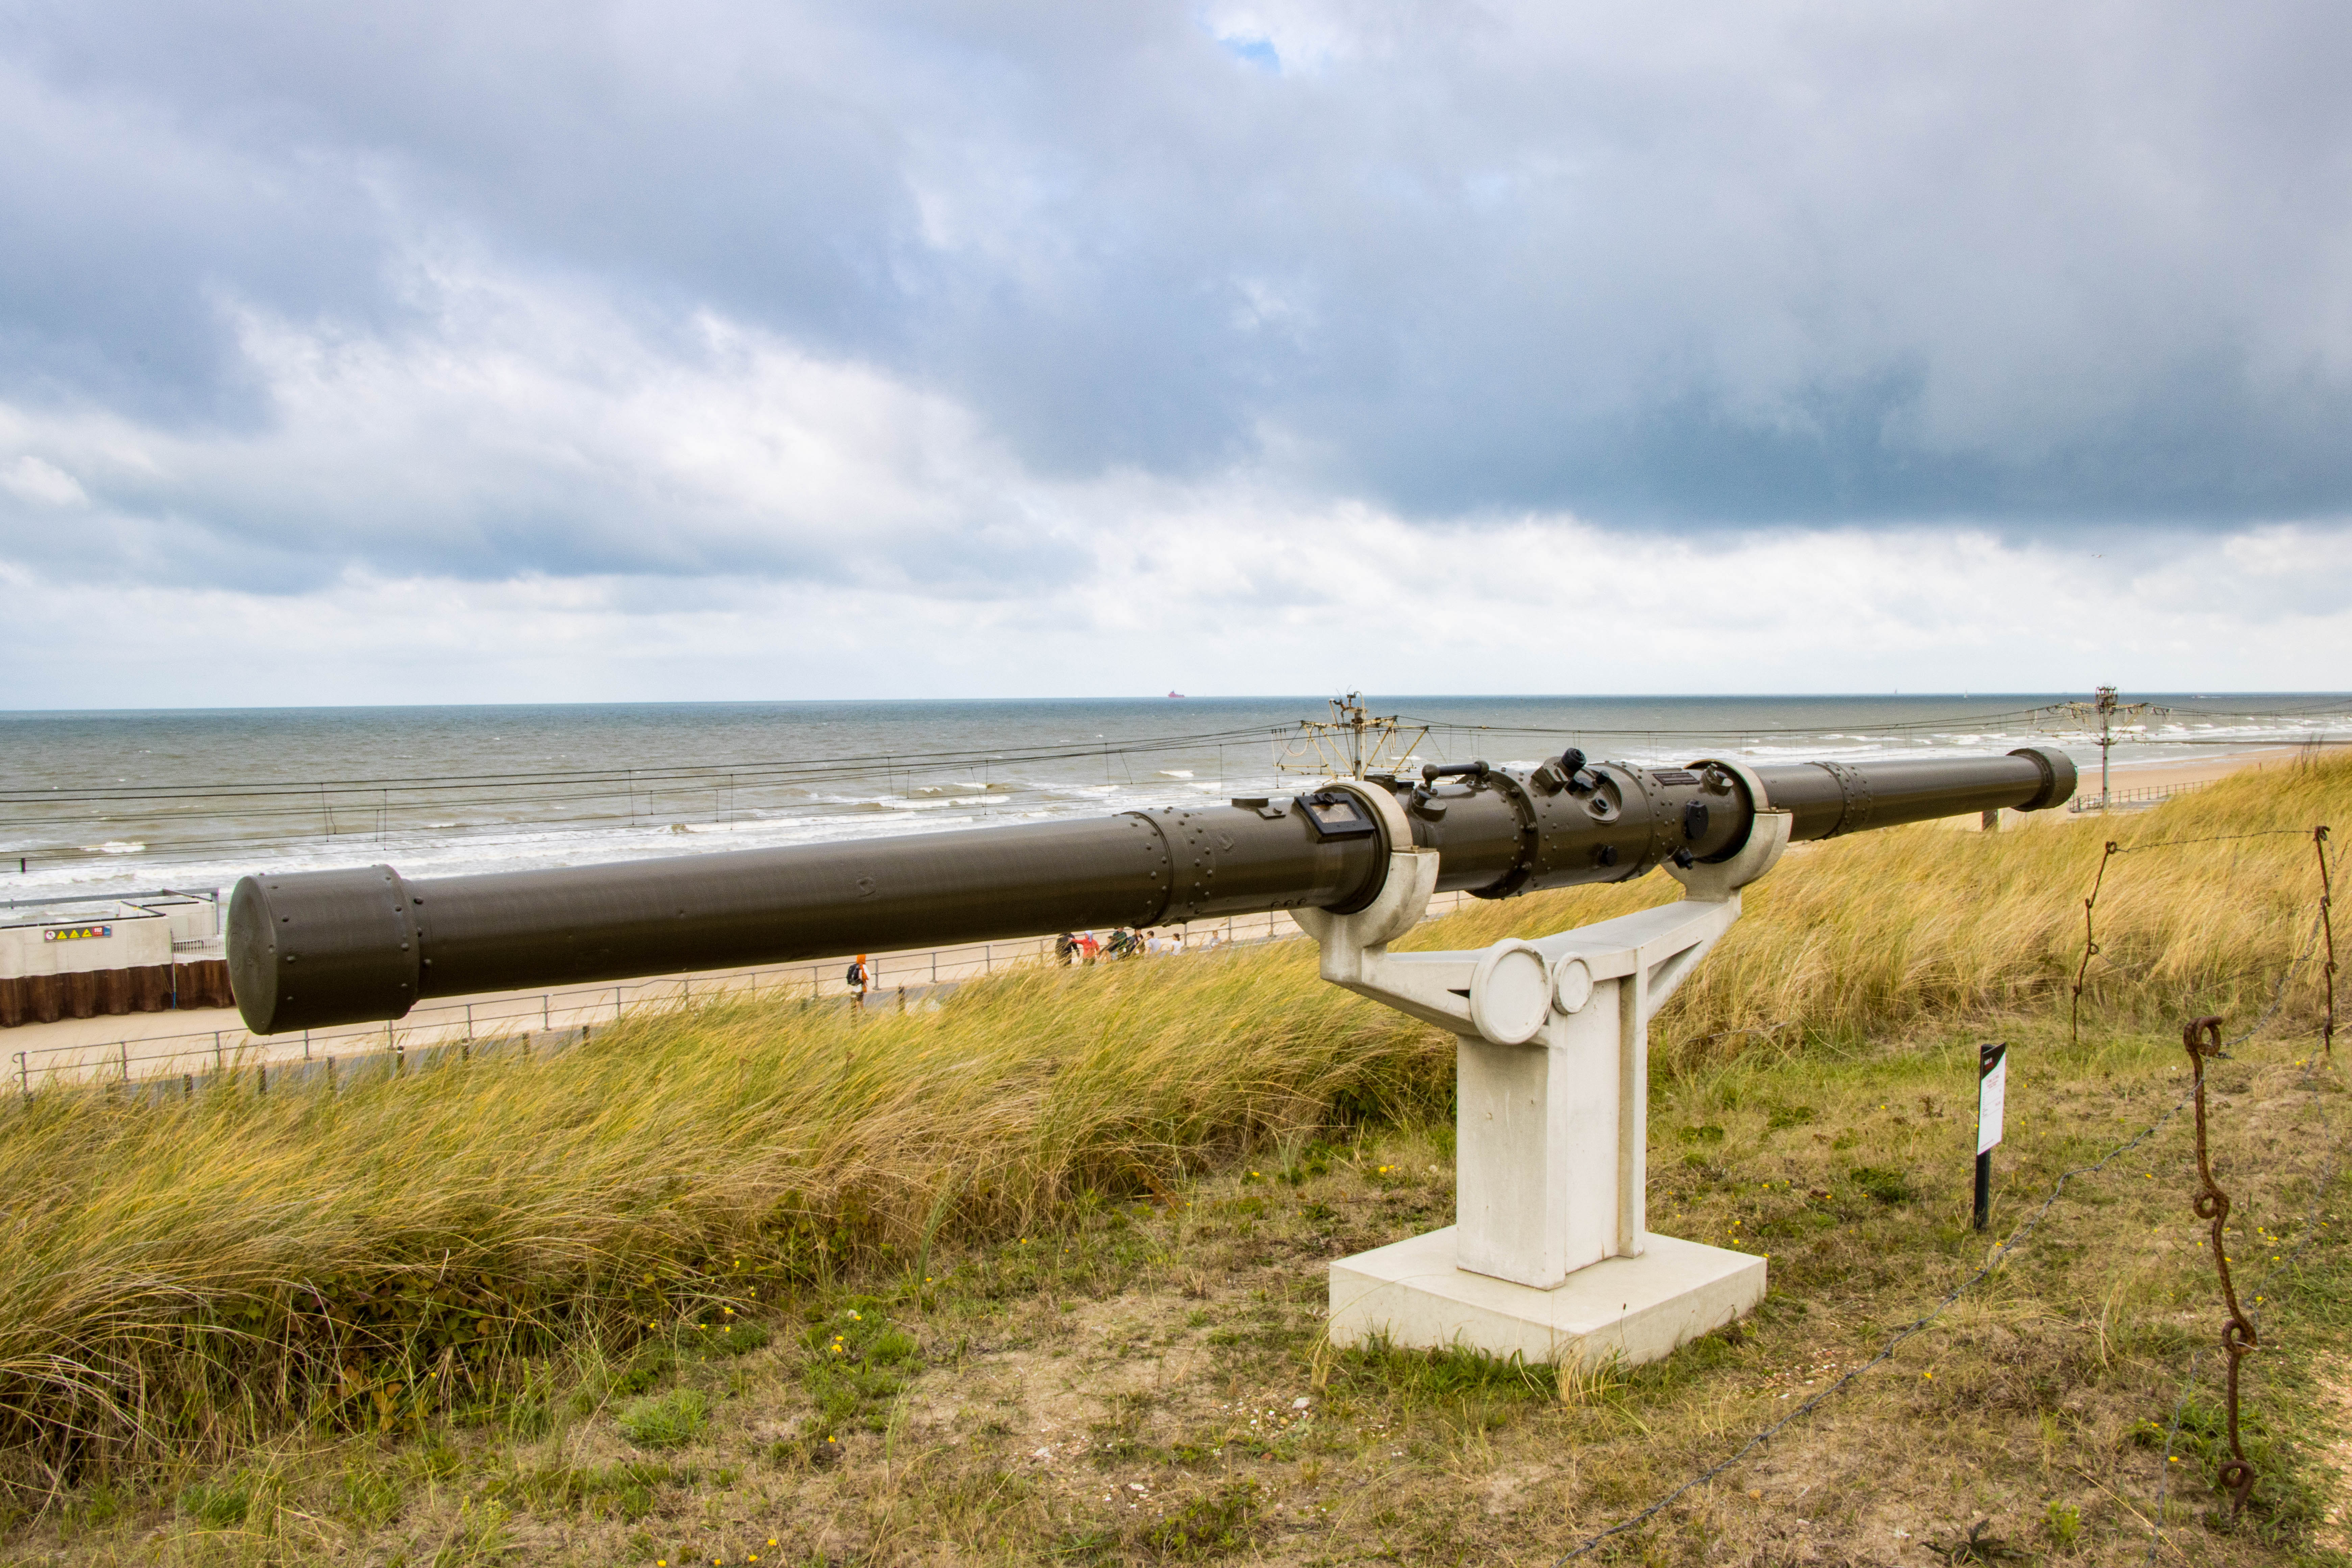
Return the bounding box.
[44,924,112,942]
[1977,1042,2008,1155]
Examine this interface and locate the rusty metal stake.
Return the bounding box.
[2183,1015,2257,1513]
[2071,841,2119,1048]
[2317,826,2336,1060]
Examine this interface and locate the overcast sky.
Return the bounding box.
[3,0,2349,706]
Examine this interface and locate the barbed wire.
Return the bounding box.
[1551,1081,2200,1565]
[2111,829,2317,855]
[2075,826,2324,1045]
[1552,837,2336,1566]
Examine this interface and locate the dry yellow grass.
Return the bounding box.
[0,937,1443,1494]
[0,754,2339,1501]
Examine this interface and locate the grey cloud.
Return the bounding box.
[0,59,397,425]
[4,0,2352,586]
[0,427,1082,596]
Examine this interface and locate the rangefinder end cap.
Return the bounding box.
[227,865,422,1035]
[2007,746,2079,813]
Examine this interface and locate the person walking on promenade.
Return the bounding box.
[847,954,871,1009]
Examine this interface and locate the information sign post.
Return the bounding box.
[1975,1041,2008,1231]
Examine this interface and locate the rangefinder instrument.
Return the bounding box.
[225,745,2075,1366]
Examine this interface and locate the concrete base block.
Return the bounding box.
[1328,1228,1765,1368]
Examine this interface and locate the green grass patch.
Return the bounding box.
[801,1300,922,1437]
[615,1388,709,1449]
[175,1474,253,1529]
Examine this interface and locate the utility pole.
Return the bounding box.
[2094,684,2117,810]
[2058,686,2162,810]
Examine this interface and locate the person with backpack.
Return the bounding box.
[846,954,871,1008]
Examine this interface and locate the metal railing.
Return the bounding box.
[12,892,1485,1093]
[1,886,221,912]
[2069,776,2215,812]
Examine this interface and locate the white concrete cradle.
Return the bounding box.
[1296,775,1793,1370]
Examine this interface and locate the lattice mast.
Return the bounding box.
[1276,692,1427,781]
[2058,686,2165,809]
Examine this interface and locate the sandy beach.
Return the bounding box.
[1971,738,2352,828]
[2090,738,2348,793]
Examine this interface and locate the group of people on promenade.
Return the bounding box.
[842,922,1224,1007]
[1055,926,1216,965]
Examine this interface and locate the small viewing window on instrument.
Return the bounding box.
[1295,791,1380,839]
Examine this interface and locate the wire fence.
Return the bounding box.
[2147,1025,2349,1562]
[9,890,1488,1095]
[1552,827,2339,1566]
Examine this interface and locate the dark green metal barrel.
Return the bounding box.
[227,747,2074,1033]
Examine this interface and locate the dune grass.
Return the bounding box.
[12,1014,2348,1567]
[0,755,2341,1510]
[0,917,1446,1498]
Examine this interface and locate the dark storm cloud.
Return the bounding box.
[4,0,2352,580]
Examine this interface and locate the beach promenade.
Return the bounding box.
[5,893,1508,1090]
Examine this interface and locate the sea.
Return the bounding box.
[3,693,2345,906]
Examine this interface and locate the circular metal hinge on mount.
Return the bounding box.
[1470,940,1553,1045]
[1552,956,1594,1015]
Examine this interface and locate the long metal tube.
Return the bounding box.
[226,747,2074,1033]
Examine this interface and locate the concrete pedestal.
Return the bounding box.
[1297,786,1791,1370]
[1328,1228,1765,1369]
